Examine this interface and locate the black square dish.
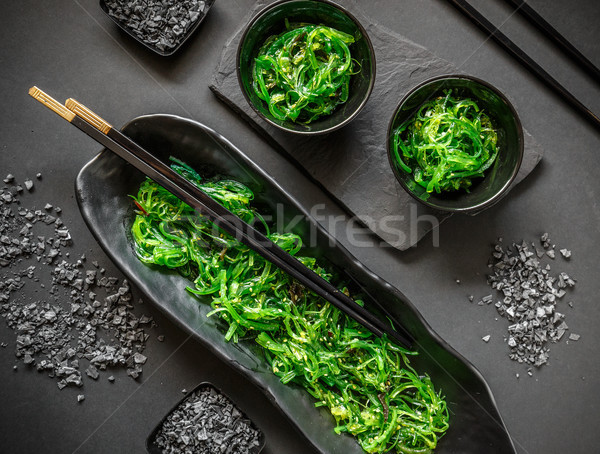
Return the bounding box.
[146,382,265,453]
[99,0,216,56]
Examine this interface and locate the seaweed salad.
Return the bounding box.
[130,159,449,453]
[252,22,358,124]
[391,90,499,194]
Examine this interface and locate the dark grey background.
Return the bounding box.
[0,0,598,453]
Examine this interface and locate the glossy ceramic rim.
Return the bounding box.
[236,0,376,135]
[386,74,525,213]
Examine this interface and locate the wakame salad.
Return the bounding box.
[130,159,449,453]
[252,22,358,124]
[391,90,499,194]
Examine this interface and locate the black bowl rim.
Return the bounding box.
[236,0,376,135]
[146,381,266,453]
[99,0,216,57]
[386,74,525,213]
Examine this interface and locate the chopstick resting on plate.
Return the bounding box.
[28,86,413,350]
[446,0,600,131]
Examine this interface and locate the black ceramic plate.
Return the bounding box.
[99,0,216,56]
[75,114,517,454]
[146,382,265,453]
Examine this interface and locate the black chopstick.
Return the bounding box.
[29,87,413,349]
[502,0,600,82]
[446,0,600,131]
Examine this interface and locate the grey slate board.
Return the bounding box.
[210,0,543,250]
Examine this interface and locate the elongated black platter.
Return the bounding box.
[75,114,517,454]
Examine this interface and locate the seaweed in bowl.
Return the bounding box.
[237,0,375,134]
[387,75,524,213]
[75,114,517,454]
[391,89,499,194]
[251,21,358,124]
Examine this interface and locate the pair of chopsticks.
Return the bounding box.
[502,0,600,81]
[29,87,413,349]
[446,0,600,130]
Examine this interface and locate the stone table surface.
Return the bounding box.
[0,1,598,453]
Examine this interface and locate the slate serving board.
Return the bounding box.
[210,0,543,250]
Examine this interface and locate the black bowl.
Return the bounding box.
[76,114,517,453]
[237,0,375,134]
[99,0,216,56]
[146,382,265,453]
[387,75,524,213]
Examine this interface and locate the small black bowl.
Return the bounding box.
[99,0,216,56]
[146,382,265,453]
[237,0,376,135]
[387,75,524,213]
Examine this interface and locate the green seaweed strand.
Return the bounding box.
[392,90,499,193]
[252,23,357,123]
[130,159,449,453]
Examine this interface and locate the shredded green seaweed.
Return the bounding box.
[130,159,449,453]
[391,90,499,193]
[252,22,358,124]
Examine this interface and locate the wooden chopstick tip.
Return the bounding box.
[65,98,113,134]
[28,86,41,98]
[28,86,75,122]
